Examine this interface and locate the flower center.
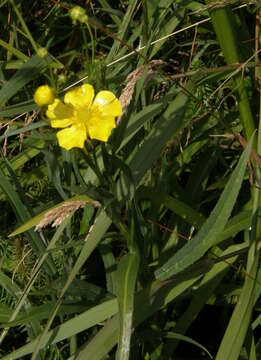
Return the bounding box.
[76,105,100,127]
[76,106,91,126]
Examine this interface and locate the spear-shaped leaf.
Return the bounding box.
[155,134,254,280]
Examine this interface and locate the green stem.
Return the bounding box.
[81,24,90,67]
[85,20,95,65]
[70,334,77,355]
[9,0,38,53]
[82,147,104,185]
[247,28,261,272]
[248,81,261,269]
[205,2,255,144]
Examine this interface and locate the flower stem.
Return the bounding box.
[81,24,90,67]
[86,20,95,65]
[82,147,104,185]
[9,0,38,54]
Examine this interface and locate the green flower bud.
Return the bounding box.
[37,47,48,58]
[69,6,88,25]
[57,74,67,85]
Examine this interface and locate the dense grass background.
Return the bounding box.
[0,0,260,359]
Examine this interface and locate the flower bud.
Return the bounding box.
[37,47,48,58]
[34,85,55,107]
[57,74,67,85]
[69,6,88,24]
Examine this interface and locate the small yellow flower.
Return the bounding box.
[34,85,55,106]
[46,84,122,150]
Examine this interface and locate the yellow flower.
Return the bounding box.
[34,85,55,106]
[46,84,122,150]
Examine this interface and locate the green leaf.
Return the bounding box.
[0,304,12,323]
[205,0,255,142]
[0,54,52,107]
[216,256,258,360]
[136,186,206,228]
[155,135,254,280]
[9,195,99,237]
[97,0,122,26]
[106,0,139,63]
[0,121,46,141]
[118,103,163,152]
[99,243,117,294]
[74,274,201,360]
[31,210,112,359]
[73,314,120,360]
[164,332,213,359]
[42,148,68,200]
[128,87,190,186]
[0,167,56,275]
[0,270,27,303]
[163,243,247,357]
[116,252,140,360]
[215,210,252,244]
[0,217,70,345]
[0,302,88,328]
[0,39,28,61]
[1,298,118,360]
[0,101,36,117]
[150,7,183,59]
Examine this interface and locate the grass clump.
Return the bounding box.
[0,1,261,359]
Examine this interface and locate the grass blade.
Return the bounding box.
[9,194,99,237]
[0,216,71,346]
[206,1,255,142]
[116,252,140,360]
[155,134,254,280]
[215,256,258,360]
[106,0,139,63]
[1,298,118,360]
[0,54,51,107]
[128,87,190,186]
[0,168,56,275]
[163,243,247,357]
[31,210,112,359]
[74,273,201,359]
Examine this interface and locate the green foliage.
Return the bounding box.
[0,1,260,359]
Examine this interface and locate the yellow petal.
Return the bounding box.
[46,99,74,122]
[50,118,74,128]
[93,91,122,117]
[56,124,87,150]
[64,84,94,108]
[87,115,115,142]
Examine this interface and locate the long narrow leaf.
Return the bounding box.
[0,168,56,275]
[1,298,118,360]
[128,87,190,186]
[205,0,255,142]
[0,217,71,345]
[0,54,52,107]
[31,210,112,359]
[155,135,254,280]
[216,256,258,360]
[116,252,140,360]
